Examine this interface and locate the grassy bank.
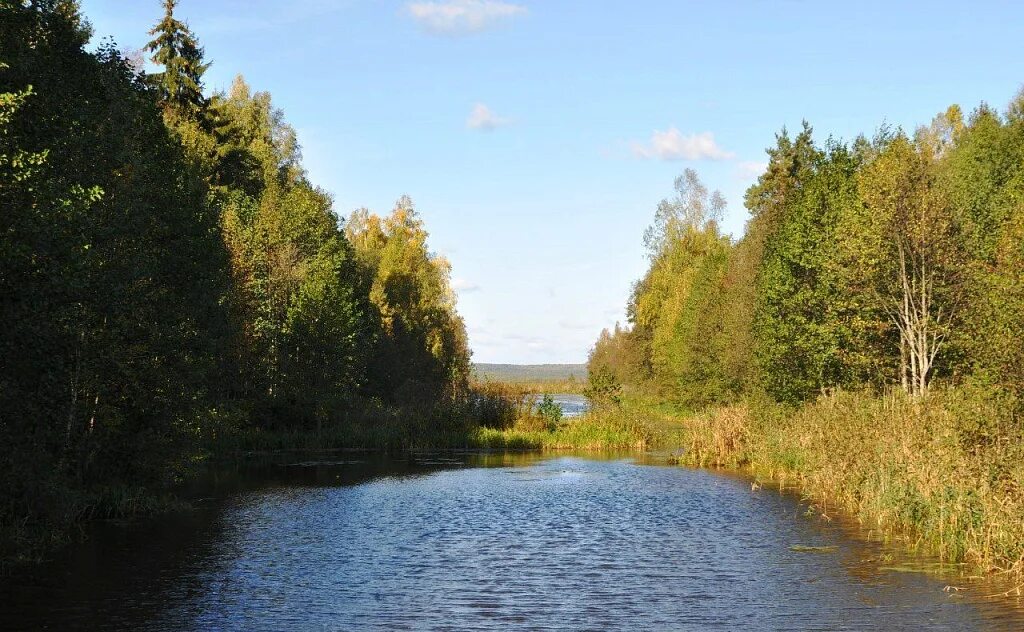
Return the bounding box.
[674,388,1024,578]
[471,405,663,451]
[210,395,664,455]
[23,383,1021,585]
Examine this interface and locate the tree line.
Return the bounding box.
[1,0,470,560]
[590,99,1024,409]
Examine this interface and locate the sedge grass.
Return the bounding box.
[673,387,1024,579]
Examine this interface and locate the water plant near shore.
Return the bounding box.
[675,387,1024,579]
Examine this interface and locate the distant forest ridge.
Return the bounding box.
[472,364,587,383]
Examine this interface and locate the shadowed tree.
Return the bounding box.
[1,0,231,548]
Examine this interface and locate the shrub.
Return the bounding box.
[536,394,563,431]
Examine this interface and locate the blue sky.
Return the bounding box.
[80,0,1024,363]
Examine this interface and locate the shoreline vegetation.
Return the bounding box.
[210,385,1024,582]
[689,391,1024,581]
[3,0,1024,604]
[664,391,1023,582]
[573,90,1024,584]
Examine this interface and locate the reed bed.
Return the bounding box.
[677,387,1024,578]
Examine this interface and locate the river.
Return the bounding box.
[3,449,1024,630]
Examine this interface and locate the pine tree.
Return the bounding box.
[145,0,209,119]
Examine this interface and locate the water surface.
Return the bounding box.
[3,454,1023,631]
[533,393,589,417]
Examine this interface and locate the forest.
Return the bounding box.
[591,110,1024,407]
[588,103,1024,574]
[1,0,480,566]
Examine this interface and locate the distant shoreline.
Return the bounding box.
[472,363,586,384]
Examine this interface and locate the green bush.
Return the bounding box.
[536,394,563,431]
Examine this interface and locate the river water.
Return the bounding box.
[534,393,589,417]
[3,451,1023,630]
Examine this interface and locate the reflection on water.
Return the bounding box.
[2,454,1023,631]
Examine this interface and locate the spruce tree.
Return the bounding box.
[145,0,209,119]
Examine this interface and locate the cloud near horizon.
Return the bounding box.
[632,128,734,161]
[466,103,512,131]
[557,319,594,331]
[451,277,481,292]
[405,0,527,35]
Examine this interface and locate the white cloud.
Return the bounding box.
[736,160,769,179]
[632,128,734,161]
[452,277,481,292]
[558,319,594,331]
[406,0,527,35]
[466,103,512,131]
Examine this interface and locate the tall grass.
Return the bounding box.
[677,387,1024,577]
[468,410,649,451]
[471,377,586,395]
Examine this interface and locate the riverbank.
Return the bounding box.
[14,454,1021,630]
[209,395,659,455]
[11,384,1022,591]
[503,387,1024,582]
[633,387,1024,583]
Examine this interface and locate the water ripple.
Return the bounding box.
[3,456,1024,630]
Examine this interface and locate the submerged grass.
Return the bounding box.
[789,545,838,553]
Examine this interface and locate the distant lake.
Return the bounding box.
[535,393,589,417]
[4,454,1023,630]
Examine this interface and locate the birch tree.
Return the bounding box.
[854,134,964,397]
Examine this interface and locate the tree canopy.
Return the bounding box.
[591,94,1024,409]
[1,0,472,561]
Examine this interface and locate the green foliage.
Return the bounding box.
[588,323,649,392]
[536,394,563,430]
[584,365,622,406]
[938,96,1024,391]
[346,199,471,403]
[595,169,753,408]
[1,0,231,562]
[597,95,1024,408]
[627,169,733,403]
[218,110,372,428]
[145,0,209,120]
[0,0,475,566]
[754,132,891,403]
